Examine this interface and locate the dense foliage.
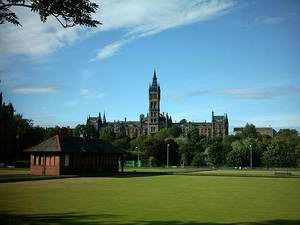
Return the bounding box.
[0,0,100,28]
[1,93,300,168]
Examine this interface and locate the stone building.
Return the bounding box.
[233,127,276,137]
[86,69,228,138]
[86,70,171,138]
[174,111,229,138]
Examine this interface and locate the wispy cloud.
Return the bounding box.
[0,0,238,61]
[223,85,300,99]
[255,16,284,24]
[80,88,105,99]
[169,84,300,102]
[186,89,213,97]
[92,0,237,60]
[92,38,133,61]
[65,101,79,106]
[12,85,60,94]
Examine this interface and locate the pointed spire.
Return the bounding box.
[99,112,102,123]
[151,68,158,87]
[0,92,2,108]
[98,112,102,130]
[103,111,106,124]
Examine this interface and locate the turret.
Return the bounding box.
[103,111,106,125]
[97,112,102,130]
[0,92,2,108]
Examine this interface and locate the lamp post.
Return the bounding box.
[135,146,140,167]
[250,144,252,169]
[167,143,170,168]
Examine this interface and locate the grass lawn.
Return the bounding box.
[0,173,300,225]
[0,168,30,176]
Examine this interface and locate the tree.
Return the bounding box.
[191,152,207,167]
[0,0,100,28]
[187,127,200,144]
[262,139,296,167]
[176,136,194,166]
[226,140,248,167]
[207,140,224,167]
[99,127,115,142]
[113,137,130,150]
[179,119,187,124]
[241,123,257,139]
[73,124,86,137]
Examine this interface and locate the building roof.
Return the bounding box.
[24,135,125,154]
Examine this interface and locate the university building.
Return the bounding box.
[87,69,229,138]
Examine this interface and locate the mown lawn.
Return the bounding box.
[0,174,299,225]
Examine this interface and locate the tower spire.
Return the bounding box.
[103,111,106,124]
[151,68,158,87]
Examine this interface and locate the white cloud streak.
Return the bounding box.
[223,85,300,99]
[12,85,60,94]
[169,84,300,102]
[0,0,237,61]
[255,16,284,24]
[80,88,105,99]
[94,0,237,60]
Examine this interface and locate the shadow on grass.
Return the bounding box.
[0,212,299,225]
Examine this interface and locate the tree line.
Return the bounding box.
[1,94,300,168]
[74,123,300,168]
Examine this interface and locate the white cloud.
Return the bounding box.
[0,0,237,61]
[65,101,79,106]
[223,85,300,99]
[92,38,132,60]
[93,0,237,60]
[0,7,82,56]
[12,85,60,94]
[80,88,90,96]
[80,88,105,99]
[255,16,284,24]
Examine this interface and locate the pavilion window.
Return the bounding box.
[65,154,69,167]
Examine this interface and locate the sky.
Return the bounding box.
[0,0,300,132]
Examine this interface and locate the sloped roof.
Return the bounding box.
[24,135,125,154]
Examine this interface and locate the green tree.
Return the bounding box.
[262,139,296,167]
[226,140,248,167]
[99,127,115,142]
[187,127,200,144]
[241,123,257,139]
[191,152,207,167]
[0,0,100,27]
[73,124,86,137]
[207,140,224,167]
[113,137,130,150]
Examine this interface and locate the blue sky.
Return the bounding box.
[0,0,300,132]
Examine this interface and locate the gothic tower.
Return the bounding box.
[148,69,160,134]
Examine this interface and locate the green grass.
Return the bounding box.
[0,168,29,176]
[0,173,300,225]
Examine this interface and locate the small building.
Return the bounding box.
[24,135,125,176]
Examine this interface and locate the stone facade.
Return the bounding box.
[233,127,276,137]
[173,111,229,138]
[86,69,229,138]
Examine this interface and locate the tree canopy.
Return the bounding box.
[0,0,101,28]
